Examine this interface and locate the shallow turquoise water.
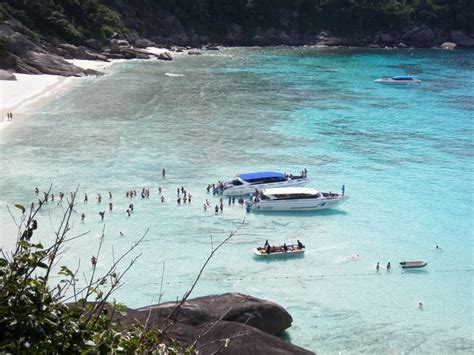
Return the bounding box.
[1,48,473,353]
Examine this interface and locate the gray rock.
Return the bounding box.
[440,42,457,50]
[0,69,17,81]
[84,39,103,51]
[134,38,155,48]
[137,292,293,335]
[402,25,435,47]
[398,42,408,48]
[157,51,172,60]
[451,31,474,47]
[187,49,202,55]
[22,51,85,76]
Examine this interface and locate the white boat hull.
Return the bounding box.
[251,195,348,211]
[222,177,310,196]
[374,79,421,85]
[253,247,305,257]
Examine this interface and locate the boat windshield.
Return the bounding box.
[392,76,414,80]
[270,193,320,200]
[231,179,243,186]
[248,176,287,184]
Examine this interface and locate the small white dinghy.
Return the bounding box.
[399,260,427,269]
[254,242,305,257]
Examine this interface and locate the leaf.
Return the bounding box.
[15,204,26,213]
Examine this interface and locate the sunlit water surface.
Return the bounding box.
[1,47,473,353]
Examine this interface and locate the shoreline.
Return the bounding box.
[0,59,119,133]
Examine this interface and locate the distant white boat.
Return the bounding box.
[374,75,421,85]
[400,260,427,269]
[217,171,310,196]
[247,187,348,212]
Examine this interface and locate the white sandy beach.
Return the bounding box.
[0,48,172,133]
[0,59,117,132]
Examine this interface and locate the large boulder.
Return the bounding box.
[137,293,293,335]
[0,69,17,81]
[22,51,86,76]
[451,31,474,47]
[402,25,435,47]
[171,320,313,354]
[440,42,457,50]
[157,51,172,60]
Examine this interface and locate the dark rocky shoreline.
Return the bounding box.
[1,17,473,78]
[107,293,314,354]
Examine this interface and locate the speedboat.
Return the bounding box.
[247,187,348,211]
[217,171,310,196]
[254,243,305,257]
[400,260,427,269]
[374,75,421,85]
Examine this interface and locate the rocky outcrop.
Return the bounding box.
[402,25,435,47]
[109,293,312,354]
[157,51,172,60]
[451,31,474,47]
[138,293,293,335]
[0,69,17,80]
[0,20,98,76]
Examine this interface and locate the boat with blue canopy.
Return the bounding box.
[217,170,310,196]
[374,75,421,85]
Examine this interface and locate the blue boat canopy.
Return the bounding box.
[239,171,287,181]
[391,75,416,80]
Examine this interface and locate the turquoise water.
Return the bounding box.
[1,48,473,353]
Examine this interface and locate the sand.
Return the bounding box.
[0,59,117,132]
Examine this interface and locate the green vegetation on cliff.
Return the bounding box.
[2,0,474,43]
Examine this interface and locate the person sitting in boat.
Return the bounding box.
[264,240,269,247]
[297,240,305,249]
[265,243,271,254]
[283,243,288,252]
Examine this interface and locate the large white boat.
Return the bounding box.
[217,171,310,196]
[247,187,348,211]
[374,75,421,85]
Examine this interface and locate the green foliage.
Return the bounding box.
[0,202,191,353]
[2,0,474,43]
